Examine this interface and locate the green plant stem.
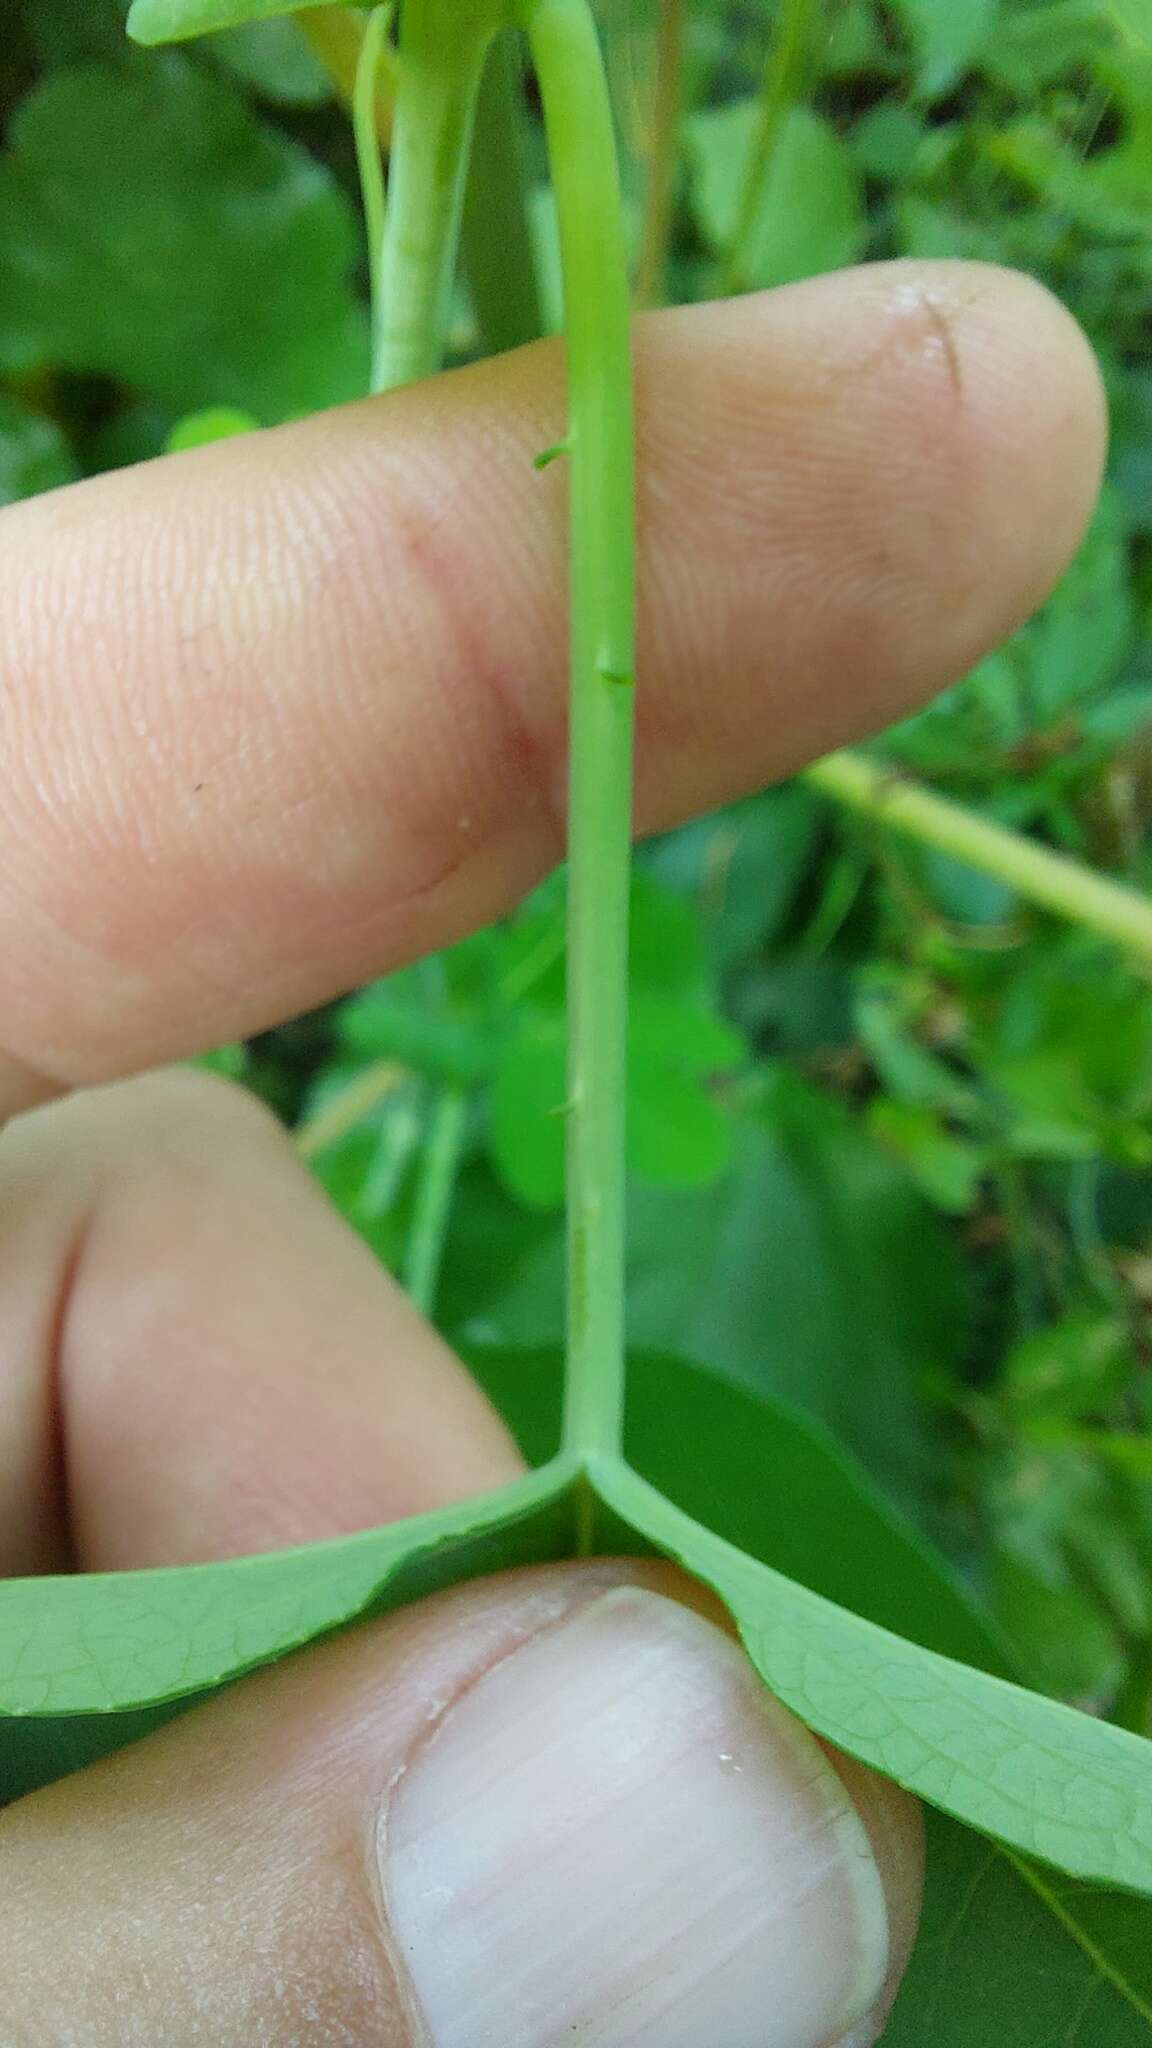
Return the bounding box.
[462,32,544,355]
[807,750,1152,968]
[403,1086,470,1316]
[297,5,398,141]
[518,0,637,1465]
[295,1060,406,1161]
[719,0,816,295]
[634,0,685,308]
[372,1,497,392]
[353,5,393,310]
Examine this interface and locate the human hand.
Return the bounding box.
[0,262,1104,2046]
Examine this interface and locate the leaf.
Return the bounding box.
[128,0,345,45]
[625,1076,965,1510]
[686,102,866,291]
[884,1805,1152,2044]
[885,0,1000,97]
[488,1013,567,1207]
[867,1098,987,1215]
[20,0,128,66]
[1002,1314,1132,1422]
[593,1459,1152,1893]
[1111,0,1152,47]
[208,18,332,103]
[165,406,260,452]
[0,56,368,420]
[4,1349,1152,1896]
[488,997,743,1208]
[0,1463,574,1803]
[625,996,743,1189]
[0,394,78,507]
[986,1542,1123,1704]
[642,785,819,973]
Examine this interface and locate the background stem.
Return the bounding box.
[719,0,816,295]
[519,0,637,1464]
[353,5,392,310]
[372,5,494,392]
[403,1087,470,1315]
[807,750,1152,967]
[462,33,544,356]
[297,5,397,143]
[634,0,685,308]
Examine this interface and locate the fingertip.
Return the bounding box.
[903,259,1108,625]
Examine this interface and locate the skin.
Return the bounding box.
[0,261,1106,2043]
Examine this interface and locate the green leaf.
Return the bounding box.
[1002,1314,1132,1423]
[0,1463,575,1802]
[867,1098,987,1214]
[986,1541,1123,1703]
[127,0,345,46]
[1111,0,1152,46]
[488,1013,567,1207]
[165,406,260,453]
[488,997,742,1209]
[20,0,128,66]
[643,786,819,973]
[885,0,1000,97]
[208,18,331,102]
[631,1076,962,1509]
[0,57,368,419]
[625,996,743,1190]
[686,102,865,291]
[0,394,78,506]
[593,1458,1152,1892]
[885,1806,1152,2043]
[5,1350,1152,1896]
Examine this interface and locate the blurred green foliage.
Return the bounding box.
[1,0,1150,1732]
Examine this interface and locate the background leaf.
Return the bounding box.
[686,101,866,289]
[0,393,78,504]
[886,0,1000,97]
[208,18,331,102]
[0,55,367,419]
[885,1805,1152,2044]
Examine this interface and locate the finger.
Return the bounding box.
[0,1067,521,1577]
[0,261,1104,1117]
[0,1564,924,2047]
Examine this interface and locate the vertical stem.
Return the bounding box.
[519,0,636,1464]
[403,1087,470,1316]
[462,33,545,356]
[297,4,398,140]
[353,4,393,312]
[373,5,495,393]
[635,0,685,308]
[719,0,815,296]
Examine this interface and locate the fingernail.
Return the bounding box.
[382,1587,890,2048]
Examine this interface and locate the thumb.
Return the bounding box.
[0,1560,922,2046]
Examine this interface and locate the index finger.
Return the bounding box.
[0,262,1105,1119]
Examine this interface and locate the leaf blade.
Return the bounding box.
[595,1460,1152,1895]
[0,1461,575,1801]
[127,0,342,46]
[884,1807,1152,2044]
